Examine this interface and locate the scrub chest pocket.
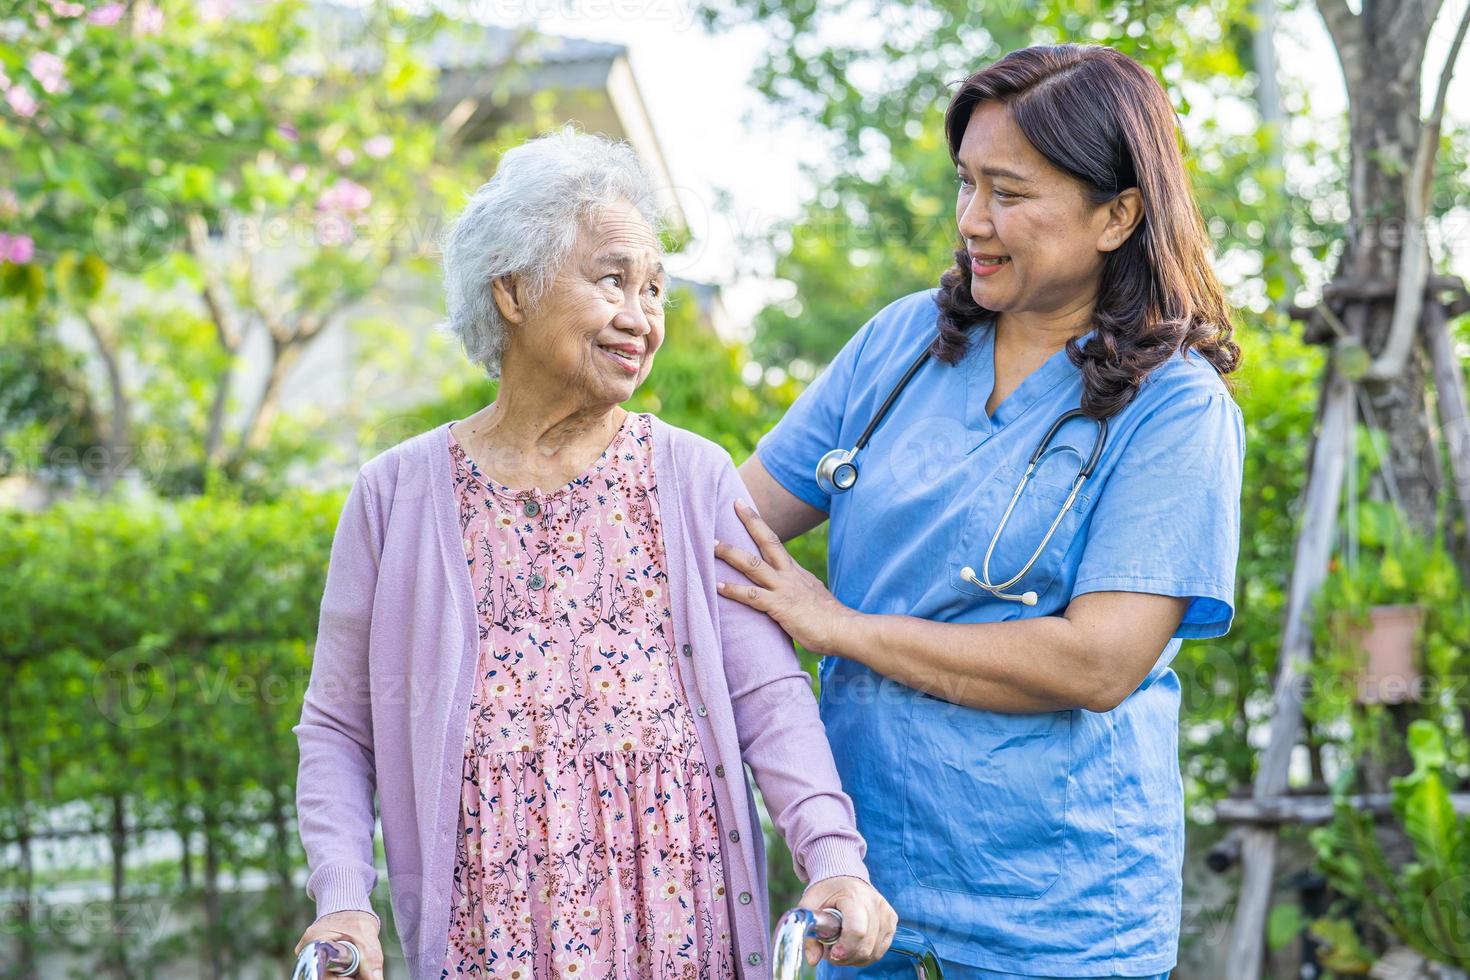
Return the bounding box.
[901,695,1074,898]
[948,459,1090,603]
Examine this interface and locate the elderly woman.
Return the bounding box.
[291,128,895,980]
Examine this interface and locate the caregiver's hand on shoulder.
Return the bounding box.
[798,874,898,967]
[715,499,857,656]
[293,909,383,980]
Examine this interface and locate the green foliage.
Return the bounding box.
[0,482,343,971]
[1268,901,1304,951]
[1310,721,1470,969]
[1170,321,1324,805]
[0,303,100,476]
[1309,914,1376,974]
[750,106,957,366]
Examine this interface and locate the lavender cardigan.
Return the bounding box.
[293,413,870,980]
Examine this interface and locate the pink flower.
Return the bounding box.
[0,234,36,265]
[315,213,354,247]
[5,87,38,118]
[135,2,163,35]
[316,178,372,213]
[276,121,298,142]
[88,3,124,25]
[198,0,236,22]
[49,0,85,17]
[363,135,394,159]
[27,52,66,95]
[335,146,355,166]
[288,163,308,182]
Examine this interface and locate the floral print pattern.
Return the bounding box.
[439,411,736,979]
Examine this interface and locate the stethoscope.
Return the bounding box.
[815,334,1109,606]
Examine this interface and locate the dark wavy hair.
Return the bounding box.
[935,44,1240,418]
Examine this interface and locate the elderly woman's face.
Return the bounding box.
[512,198,666,405]
[954,101,1131,320]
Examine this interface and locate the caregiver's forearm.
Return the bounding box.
[825,588,1190,714]
[827,610,1106,712]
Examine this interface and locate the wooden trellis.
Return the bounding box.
[1215,275,1470,978]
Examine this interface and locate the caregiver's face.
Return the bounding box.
[514,198,667,406]
[954,101,1121,318]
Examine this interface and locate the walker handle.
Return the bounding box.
[770,906,943,980]
[291,938,360,980]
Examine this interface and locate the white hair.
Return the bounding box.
[436,126,666,379]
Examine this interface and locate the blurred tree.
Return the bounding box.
[698,0,1304,364]
[0,0,518,496]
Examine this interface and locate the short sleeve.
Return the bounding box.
[1071,391,1245,639]
[754,311,884,513]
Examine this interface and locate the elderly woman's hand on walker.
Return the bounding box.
[293,910,382,979]
[796,874,900,968]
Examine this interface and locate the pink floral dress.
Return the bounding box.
[439,410,737,980]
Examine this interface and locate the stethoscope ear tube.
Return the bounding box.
[1033,409,1109,478]
[811,327,1111,608]
[814,345,932,496]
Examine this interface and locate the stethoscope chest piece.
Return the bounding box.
[816,448,859,495]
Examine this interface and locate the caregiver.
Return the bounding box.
[715,43,1244,980]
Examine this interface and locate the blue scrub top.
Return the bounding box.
[755,289,1244,977]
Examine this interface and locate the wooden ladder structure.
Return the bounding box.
[1219,277,1470,977]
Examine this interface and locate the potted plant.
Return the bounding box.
[1312,504,1462,710]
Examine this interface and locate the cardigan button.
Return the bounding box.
[738,891,752,905]
[747,953,762,966]
[714,764,725,778]
[522,499,540,517]
[729,830,740,843]
[681,643,692,657]
[695,704,707,717]
[528,572,546,590]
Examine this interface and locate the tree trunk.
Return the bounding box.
[1338,0,1444,536]
[1,679,38,980]
[260,657,300,959]
[200,796,225,980]
[107,791,134,980]
[172,737,194,893]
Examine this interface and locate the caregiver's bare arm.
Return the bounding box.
[828,591,1189,714]
[737,454,828,542]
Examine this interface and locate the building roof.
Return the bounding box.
[302,2,684,230]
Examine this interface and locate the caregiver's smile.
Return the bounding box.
[955,100,1125,320]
